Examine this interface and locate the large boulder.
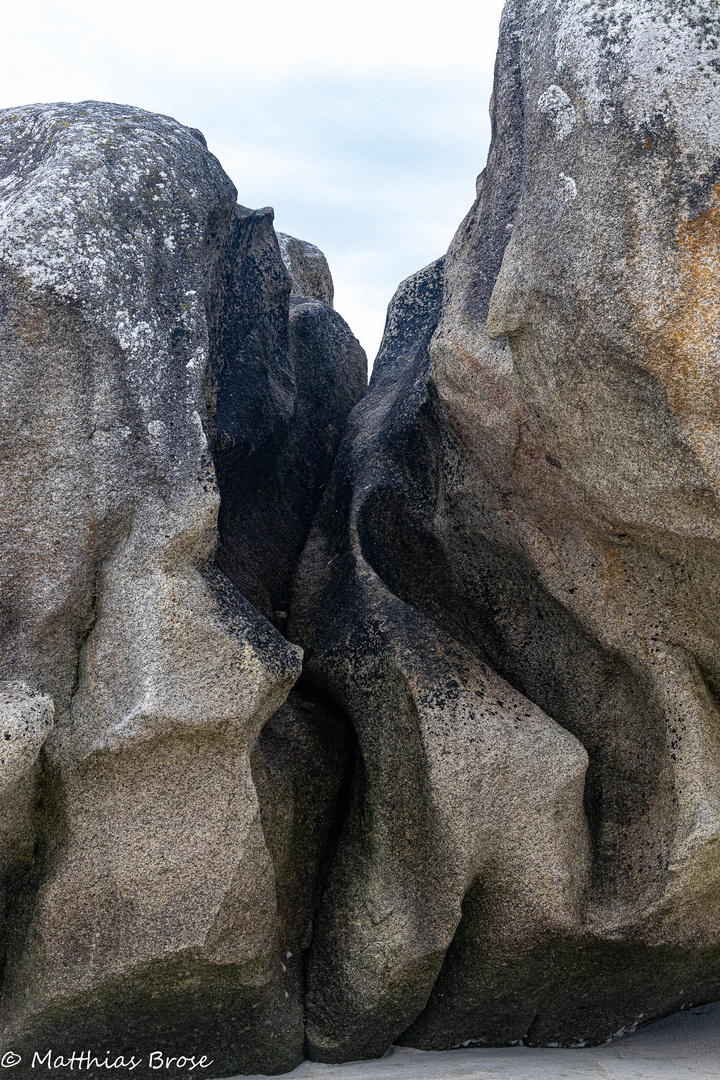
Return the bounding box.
[291,0,720,1061]
[0,102,364,1077]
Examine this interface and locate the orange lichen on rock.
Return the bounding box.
[649,184,720,489]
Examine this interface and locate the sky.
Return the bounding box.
[0,0,506,361]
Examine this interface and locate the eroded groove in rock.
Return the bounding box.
[206,186,366,1048]
[250,691,354,991]
[289,0,720,1062]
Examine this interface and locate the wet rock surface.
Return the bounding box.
[237,1002,720,1080]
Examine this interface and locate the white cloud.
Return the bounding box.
[0,0,505,358]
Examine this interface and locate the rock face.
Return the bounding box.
[290,0,720,1062]
[277,232,334,307]
[214,217,366,626]
[2,0,720,1071]
[0,102,365,1076]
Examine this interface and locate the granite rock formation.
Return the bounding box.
[0,101,364,1076]
[277,233,334,307]
[291,0,720,1062]
[2,0,720,1073]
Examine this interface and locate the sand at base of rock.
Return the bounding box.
[236,1001,720,1080]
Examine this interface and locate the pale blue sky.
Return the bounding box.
[1,0,505,359]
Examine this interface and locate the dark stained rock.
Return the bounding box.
[289,0,720,1062]
[213,221,367,626]
[251,691,353,998]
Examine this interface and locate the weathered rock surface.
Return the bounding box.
[290,0,720,1063]
[213,217,366,626]
[3,0,720,1071]
[277,233,334,306]
[238,1002,720,1080]
[0,101,364,1077]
